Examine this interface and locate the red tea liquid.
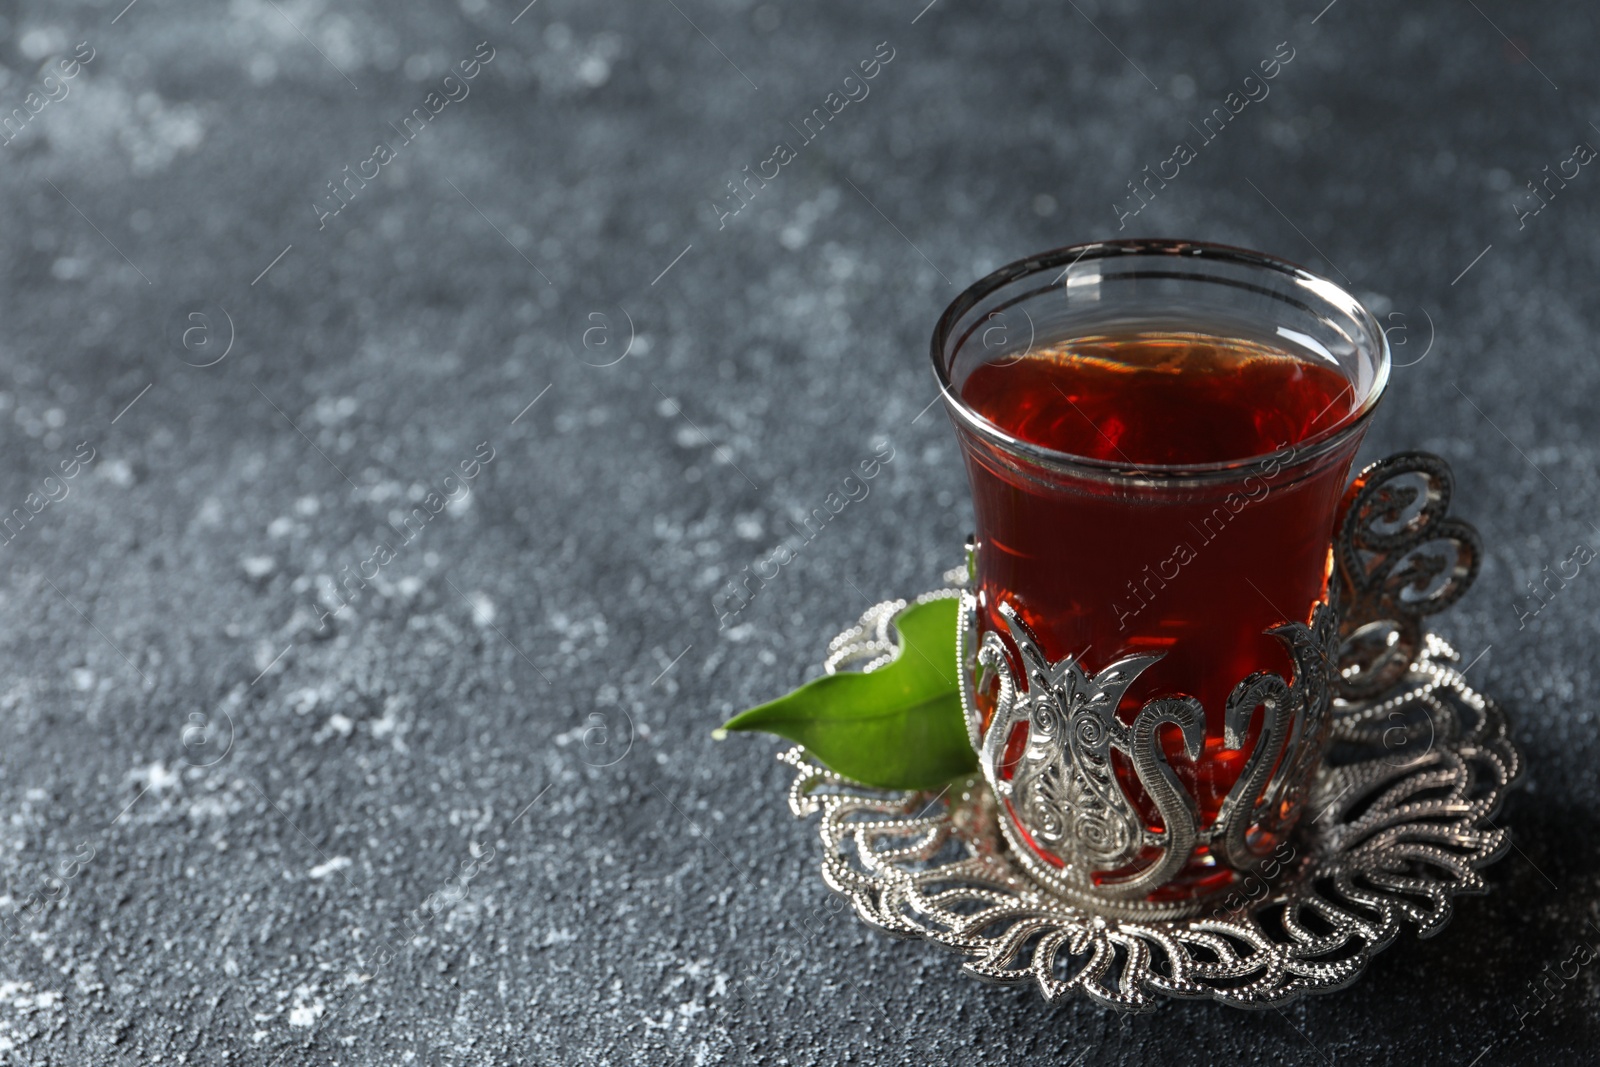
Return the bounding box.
[957,331,1361,894]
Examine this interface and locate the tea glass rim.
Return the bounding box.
[930,238,1392,487]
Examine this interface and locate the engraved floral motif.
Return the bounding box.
[963,594,1336,912]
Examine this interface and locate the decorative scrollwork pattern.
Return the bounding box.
[962,592,1339,915]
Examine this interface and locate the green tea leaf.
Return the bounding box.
[720,597,976,790]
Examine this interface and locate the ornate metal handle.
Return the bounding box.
[1333,451,1482,699]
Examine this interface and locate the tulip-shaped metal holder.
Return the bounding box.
[957,452,1483,919]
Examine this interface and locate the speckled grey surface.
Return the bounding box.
[0,0,1594,1063]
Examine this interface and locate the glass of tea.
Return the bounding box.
[932,240,1389,911]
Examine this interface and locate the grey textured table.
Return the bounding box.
[0,0,1593,1063]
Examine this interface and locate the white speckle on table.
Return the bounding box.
[71,965,101,997]
[18,28,65,61]
[538,928,575,948]
[51,258,89,282]
[469,593,495,628]
[370,704,399,737]
[0,979,64,1053]
[577,53,610,88]
[312,397,357,426]
[370,703,409,753]
[253,641,290,678]
[40,80,206,175]
[240,556,276,579]
[364,480,401,504]
[129,761,179,793]
[308,857,351,880]
[99,459,135,487]
[286,986,324,1028]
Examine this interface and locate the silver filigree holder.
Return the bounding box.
[779,451,1519,1010]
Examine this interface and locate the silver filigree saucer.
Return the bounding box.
[783,598,1519,1011]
